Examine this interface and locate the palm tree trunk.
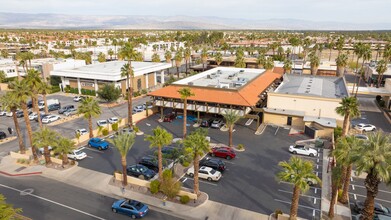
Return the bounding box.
[126,74,132,127]
[177,66,180,79]
[88,116,93,138]
[121,156,128,186]
[352,57,360,96]
[34,97,43,128]
[339,165,347,189]
[328,176,339,218]
[185,60,188,76]
[193,154,200,196]
[183,100,187,138]
[22,103,38,162]
[362,171,380,220]
[62,152,69,165]
[229,125,233,147]
[158,145,163,181]
[340,164,352,204]
[342,114,350,137]
[43,146,52,165]
[43,94,49,114]
[290,185,300,220]
[12,108,25,154]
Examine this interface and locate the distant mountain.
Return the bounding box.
[0,12,390,30]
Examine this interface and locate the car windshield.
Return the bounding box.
[134,202,143,210]
[209,169,216,174]
[139,166,147,172]
[75,150,83,155]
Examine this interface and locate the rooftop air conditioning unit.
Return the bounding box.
[217,70,222,74]
[239,70,244,73]
[188,82,194,85]
[207,74,211,79]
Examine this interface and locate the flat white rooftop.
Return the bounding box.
[174,67,266,89]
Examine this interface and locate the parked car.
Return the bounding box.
[15,110,24,118]
[163,113,176,122]
[111,199,149,219]
[0,131,7,140]
[96,120,108,127]
[354,201,391,216]
[354,134,369,140]
[75,128,88,136]
[126,164,156,180]
[289,144,318,157]
[29,112,39,120]
[0,110,7,116]
[63,108,77,116]
[121,127,134,134]
[355,123,376,132]
[211,119,224,129]
[48,103,61,111]
[67,148,87,160]
[6,111,13,117]
[58,105,75,114]
[143,103,153,109]
[210,146,236,160]
[138,156,163,172]
[73,96,85,102]
[133,105,145,112]
[186,166,222,182]
[352,214,391,220]
[108,117,119,124]
[38,146,53,154]
[42,115,61,124]
[199,157,226,172]
[200,118,215,127]
[35,113,50,122]
[88,138,109,150]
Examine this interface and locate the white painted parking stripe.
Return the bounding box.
[352,185,355,190]
[83,148,104,153]
[0,183,106,220]
[86,156,93,159]
[278,189,321,199]
[182,178,187,183]
[349,193,391,204]
[313,210,316,217]
[274,199,320,211]
[354,194,357,200]
[350,184,391,194]
[279,181,321,190]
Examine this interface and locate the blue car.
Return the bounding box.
[112,199,149,218]
[88,138,109,150]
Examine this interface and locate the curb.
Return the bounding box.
[0,170,42,177]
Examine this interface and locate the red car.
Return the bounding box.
[163,113,176,122]
[210,147,236,160]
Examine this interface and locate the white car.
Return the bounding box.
[108,117,119,124]
[42,115,61,124]
[38,146,53,154]
[73,96,85,102]
[0,110,7,116]
[75,128,88,136]
[6,111,13,117]
[355,123,376,132]
[97,120,108,127]
[63,108,77,116]
[29,112,39,120]
[186,166,222,182]
[289,144,318,157]
[67,148,87,160]
[133,105,144,113]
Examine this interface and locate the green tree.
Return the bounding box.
[78,97,102,138]
[183,129,210,196]
[375,59,388,88]
[184,47,191,75]
[39,81,52,114]
[144,126,173,180]
[151,53,160,63]
[277,157,321,220]
[328,164,344,218]
[0,194,22,220]
[214,52,223,66]
[201,48,208,71]
[222,109,241,148]
[309,53,320,75]
[53,137,76,166]
[108,132,136,186]
[352,131,391,220]
[263,57,274,70]
[335,53,349,77]
[98,52,106,62]
[97,83,121,102]
[25,69,44,128]
[0,70,6,83]
[164,51,172,64]
[335,97,360,137]
[178,87,194,138]
[355,44,372,97]
[174,51,182,79]
[33,126,59,165]
[108,49,114,60]
[283,59,292,74]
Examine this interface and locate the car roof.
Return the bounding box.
[200,166,213,171]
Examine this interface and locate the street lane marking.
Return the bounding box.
[274,199,321,211]
[278,189,321,199]
[314,198,316,204]
[313,210,316,217]
[0,183,106,220]
[349,192,391,204]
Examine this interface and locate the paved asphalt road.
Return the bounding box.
[0,175,181,220]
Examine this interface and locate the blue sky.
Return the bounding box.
[0,0,389,23]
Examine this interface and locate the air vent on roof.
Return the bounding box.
[305,91,310,93]
[188,82,194,86]
[217,70,222,74]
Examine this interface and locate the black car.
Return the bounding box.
[0,131,6,140]
[48,103,61,111]
[58,105,75,114]
[126,164,156,180]
[200,118,215,128]
[16,110,24,118]
[354,201,391,216]
[138,156,159,172]
[199,157,226,172]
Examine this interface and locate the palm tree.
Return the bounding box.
[201,48,208,71]
[0,194,22,219]
[374,44,381,62]
[335,53,349,77]
[263,57,274,70]
[151,53,160,63]
[214,52,223,66]
[108,132,136,186]
[376,60,388,88]
[183,129,210,196]
[184,48,191,75]
[9,80,37,161]
[32,126,58,165]
[222,109,241,148]
[335,97,360,137]
[25,69,43,128]
[355,44,372,97]
[351,131,391,220]
[336,36,345,56]
[256,54,266,69]
[174,51,182,79]
[39,81,52,114]
[178,88,194,138]
[277,157,320,220]
[283,59,292,74]
[309,54,320,75]
[144,126,173,180]
[352,42,364,95]
[53,137,76,166]
[328,163,343,218]
[234,54,246,68]
[78,97,101,138]
[108,49,114,61]
[119,43,138,128]
[164,51,172,65]
[0,92,25,153]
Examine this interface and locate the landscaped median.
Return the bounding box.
[0,136,17,145]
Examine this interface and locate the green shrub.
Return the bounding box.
[160,170,181,199]
[237,144,244,150]
[133,91,141,97]
[334,126,343,140]
[379,100,385,107]
[133,126,140,133]
[180,195,190,204]
[376,95,382,102]
[150,180,160,194]
[182,161,190,167]
[337,189,343,201]
[112,122,119,131]
[163,169,172,179]
[102,128,109,136]
[141,89,148,95]
[274,209,283,218]
[64,86,71,93]
[50,85,61,94]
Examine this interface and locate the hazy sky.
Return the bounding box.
[0,0,390,23]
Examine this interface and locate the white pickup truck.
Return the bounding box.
[38,99,60,110]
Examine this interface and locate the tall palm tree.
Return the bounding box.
[376,60,388,88]
[374,44,381,62]
[335,97,360,137]
[328,163,343,218]
[309,54,320,75]
[0,194,22,219]
[9,80,37,161]
[77,97,101,138]
[108,132,136,186]
[0,92,25,153]
[25,69,43,128]
[201,48,208,71]
[53,137,76,166]
[174,51,182,79]
[108,49,114,61]
[144,126,173,180]
[39,81,52,114]
[184,47,191,75]
[352,42,364,95]
[151,53,160,63]
[32,126,58,165]
[336,36,345,56]
[164,51,172,65]
[263,57,274,70]
[178,87,194,138]
[283,59,292,74]
[214,52,223,66]
[355,44,372,97]
[351,131,391,220]
[119,43,138,128]
[256,54,266,69]
[277,157,320,220]
[335,53,349,77]
[183,129,210,196]
[222,109,241,148]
